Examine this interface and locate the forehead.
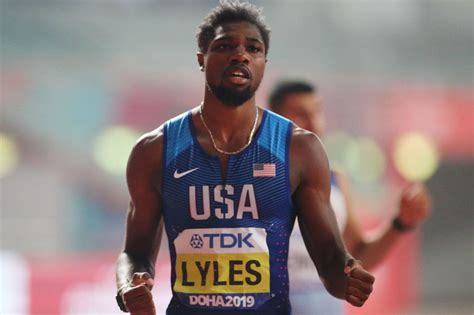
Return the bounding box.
[213,21,263,42]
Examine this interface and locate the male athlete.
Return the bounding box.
[268,80,431,314]
[115,2,375,314]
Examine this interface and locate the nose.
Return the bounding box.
[231,46,249,64]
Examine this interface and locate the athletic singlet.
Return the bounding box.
[161,109,295,315]
[288,171,347,291]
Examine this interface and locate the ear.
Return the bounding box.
[196,52,205,70]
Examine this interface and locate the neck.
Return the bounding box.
[201,93,257,141]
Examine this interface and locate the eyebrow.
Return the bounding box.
[247,37,264,45]
[213,35,263,45]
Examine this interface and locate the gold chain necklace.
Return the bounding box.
[199,102,259,155]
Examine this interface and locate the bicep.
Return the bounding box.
[292,132,345,269]
[294,166,341,267]
[123,136,163,257]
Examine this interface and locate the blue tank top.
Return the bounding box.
[161,109,295,315]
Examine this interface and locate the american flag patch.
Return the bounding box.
[253,163,276,177]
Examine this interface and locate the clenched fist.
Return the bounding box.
[397,183,432,228]
[122,272,156,315]
[344,259,375,307]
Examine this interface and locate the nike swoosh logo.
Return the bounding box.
[173,168,199,179]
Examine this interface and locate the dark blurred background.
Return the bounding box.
[1,1,472,314]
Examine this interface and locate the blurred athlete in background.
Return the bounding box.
[268,80,431,315]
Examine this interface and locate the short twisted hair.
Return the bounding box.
[196,0,270,55]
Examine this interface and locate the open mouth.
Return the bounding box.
[225,66,251,85]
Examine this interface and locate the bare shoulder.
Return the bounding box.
[332,168,351,194]
[290,126,329,166]
[137,125,164,149]
[131,125,165,161]
[127,125,165,189]
[332,168,351,189]
[289,126,330,189]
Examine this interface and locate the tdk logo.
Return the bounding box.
[200,233,254,249]
[189,234,204,249]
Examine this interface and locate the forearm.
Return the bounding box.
[351,222,406,271]
[318,242,353,299]
[347,183,431,271]
[116,251,156,289]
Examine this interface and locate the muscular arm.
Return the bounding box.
[340,172,431,270]
[115,128,164,312]
[290,128,354,299]
[340,171,400,270]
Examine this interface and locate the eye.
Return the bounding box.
[215,43,231,50]
[247,45,262,53]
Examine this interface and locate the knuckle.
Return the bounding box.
[123,290,133,299]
